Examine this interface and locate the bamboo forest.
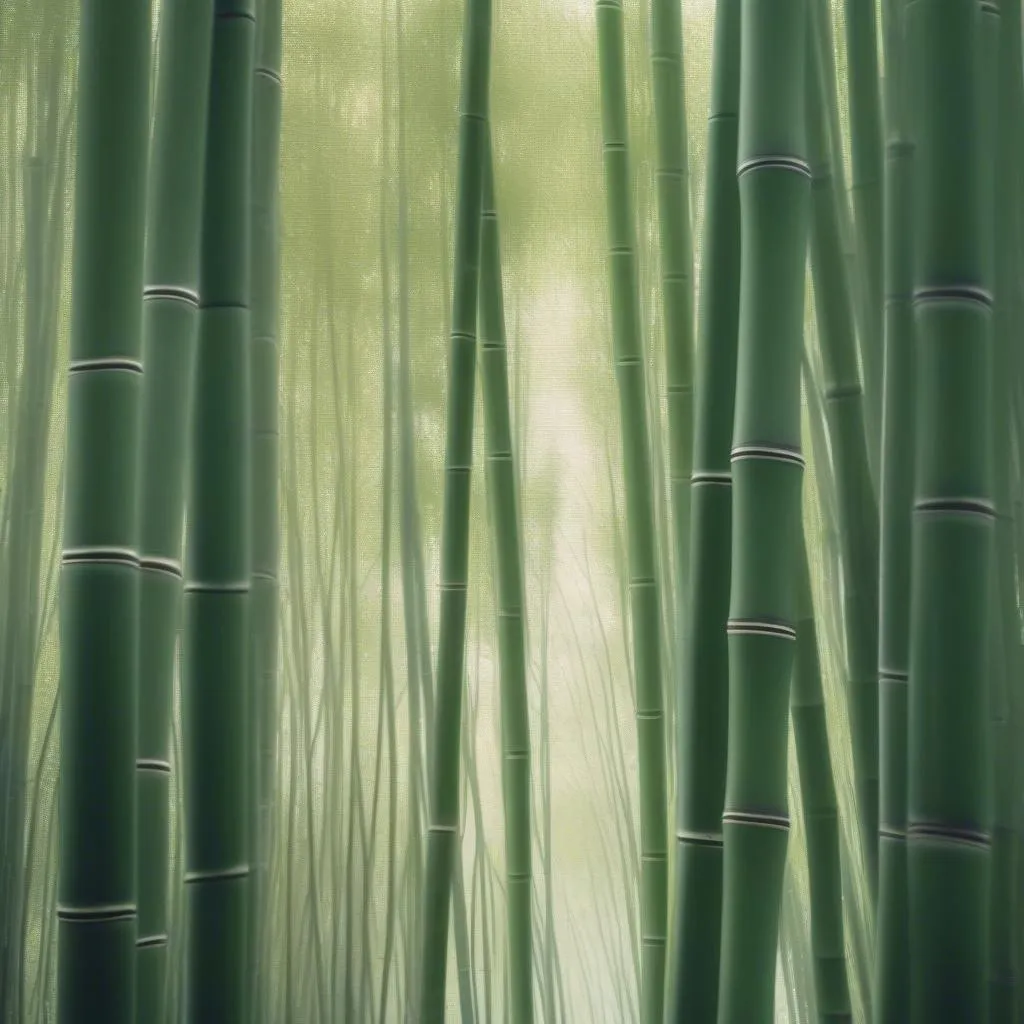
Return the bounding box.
[1,0,1023,1020]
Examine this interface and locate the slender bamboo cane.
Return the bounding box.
[57,0,153,1017]
[905,0,994,1018]
[417,0,492,1005]
[0,149,54,1024]
[375,50,400,1015]
[665,0,740,1018]
[393,1,430,1012]
[842,0,884,477]
[716,0,810,1018]
[594,1,670,1017]
[648,0,694,677]
[989,0,1024,1015]
[249,0,283,1009]
[874,0,913,1019]
[479,132,534,1024]
[806,0,880,901]
[183,0,255,1017]
[135,4,214,1019]
[792,520,852,1023]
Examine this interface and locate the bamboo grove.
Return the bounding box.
[4,0,1024,1020]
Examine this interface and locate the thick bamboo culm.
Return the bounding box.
[905,1,995,1019]
[183,1,256,1018]
[716,0,811,1019]
[57,1,153,1019]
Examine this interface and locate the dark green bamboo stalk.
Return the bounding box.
[57,0,153,1017]
[417,0,492,1005]
[183,0,255,1017]
[135,4,214,1019]
[874,0,912,1019]
[905,0,994,1018]
[716,0,810,1019]
[807,0,880,900]
[249,0,283,1009]
[665,0,740,1018]
[989,0,1023,1014]
[594,1,669,1017]
[479,133,534,1024]
[792,523,852,1023]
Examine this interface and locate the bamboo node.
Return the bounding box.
[57,903,137,923]
[730,443,804,468]
[143,285,199,307]
[726,618,797,640]
[737,156,811,179]
[68,357,143,375]
[184,864,251,884]
[722,811,790,831]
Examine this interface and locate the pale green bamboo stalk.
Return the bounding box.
[843,0,885,475]
[594,1,670,1016]
[417,0,492,1006]
[807,0,880,902]
[479,131,534,1024]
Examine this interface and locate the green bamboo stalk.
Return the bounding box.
[780,872,815,1024]
[594,1,670,1017]
[424,139,482,1024]
[249,0,283,1009]
[182,0,255,1017]
[648,0,694,656]
[716,0,810,1018]
[0,147,57,1024]
[134,3,213,1019]
[343,333,365,1023]
[57,0,153,1016]
[665,0,740,1019]
[792,521,852,1023]
[454,841,479,1024]
[479,132,534,1024]
[807,0,880,900]
[843,0,884,476]
[800,346,873,1020]
[874,0,912,1019]
[905,0,994,1018]
[536,559,559,1024]
[468,608,501,1022]
[394,0,429,1012]
[987,4,1023,1019]
[374,70,400,1016]
[417,0,492,1007]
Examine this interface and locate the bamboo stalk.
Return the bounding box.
[716,0,811,1017]
[905,1,994,1017]
[182,1,256,1016]
[57,0,153,1016]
